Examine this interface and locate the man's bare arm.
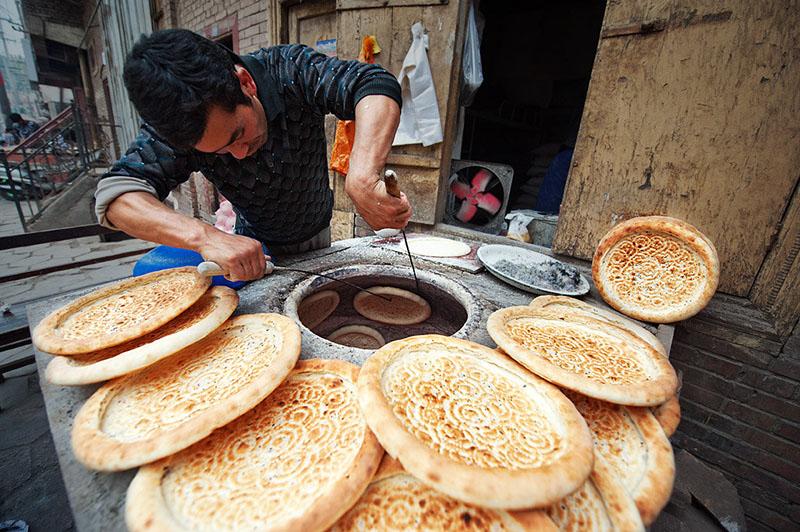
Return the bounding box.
[106,191,266,281]
[345,95,412,229]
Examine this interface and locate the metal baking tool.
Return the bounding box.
[382,169,420,292]
[197,260,392,301]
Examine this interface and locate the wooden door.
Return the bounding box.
[285,0,337,47]
[331,0,468,226]
[552,1,800,296]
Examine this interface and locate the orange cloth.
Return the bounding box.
[329,36,381,176]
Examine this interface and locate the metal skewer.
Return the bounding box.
[383,170,421,293]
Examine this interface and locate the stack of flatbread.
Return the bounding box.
[483,296,681,528]
[31,260,687,528]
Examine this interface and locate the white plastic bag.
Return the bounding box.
[393,22,444,147]
[461,1,484,106]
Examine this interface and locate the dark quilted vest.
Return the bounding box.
[101,44,400,245]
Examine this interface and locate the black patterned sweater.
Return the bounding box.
[97,44,401,245]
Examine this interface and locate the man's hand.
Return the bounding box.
[345,171,412,229]
[346,95,410,230]
[196,229,267,282]
[106,191,267,282]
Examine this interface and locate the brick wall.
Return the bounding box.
[176,0,271,52]
[23,0,83,35]
[670,296,800,531]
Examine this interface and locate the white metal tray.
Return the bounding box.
[477,244,590,296]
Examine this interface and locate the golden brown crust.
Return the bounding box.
[298,290,340,329]
[72,313,301,471]
[126,359,383,532]
[592,216,719,323]
[652,394,681,437]
[33,267,211,354]
[332,455,558,531]
[565,391,675,525]
[488,306,678,406]
[357,335,594,509]
[529,295,666,356]
[353,287,432,325]
[45,287,238,385]
[547,455,644,531]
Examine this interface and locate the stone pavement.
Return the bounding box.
[0,197,152,531]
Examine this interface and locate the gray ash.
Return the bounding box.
[495,259,582,292]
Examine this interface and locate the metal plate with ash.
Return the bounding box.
[477,244,590,296]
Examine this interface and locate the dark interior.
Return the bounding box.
[458,0,606,213]
[298,273,468,348]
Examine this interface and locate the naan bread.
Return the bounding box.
[331,456,558,532]
[547,456,644,532]
[565,391,675,525]
[328,325,386,349]
[126,360,382,532]
[487,306,678,406]
[31,267,211,355]
[652,395,681,437]
[46,287,238,385]
[406,236,471,258]
[72,314,300,471]
[353,287,431,325]
[357,335,594,509]
[592,216,719,323]
[298,290,340,329]
[33,267,210,355]
[529,295,666,356]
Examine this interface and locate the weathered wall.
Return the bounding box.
[671,297,800,531]
[175,0,271,52]
[552,1,800,298]
[23,0,84,47]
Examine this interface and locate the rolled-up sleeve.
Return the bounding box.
[94,125,195,227]
[274,44,401,120]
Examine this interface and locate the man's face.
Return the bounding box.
[194,66,268,159]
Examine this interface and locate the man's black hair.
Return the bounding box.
[123,29,250,150]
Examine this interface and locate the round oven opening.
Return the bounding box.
[284,265,477,353]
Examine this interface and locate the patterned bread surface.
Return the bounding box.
[331,456,557,531]
[565,391,675,525]
[488,306,677,406]
[358,335,594,509]
[126,359,382,532]
[46,287,238,385]
[71,313,300,471]
[592,216,719,323]
[547,457,644,532]
[528,295,666,356]
[353,287,432,325]
[33,267,210,354]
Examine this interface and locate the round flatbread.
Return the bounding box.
[353,287,431,325]
[358,335,594,509]
[529,295,666,356]
[298,289,340,329]
[328,325,386,349]
[593,216,719,323]
[406,236,471,258]
[565,391,675,525]
[126,359,383,532]
[45,287,238,386]
[331,456,558,532]
[72,313,300,471]
[547,456,644,531]
[652,395,681,437]
[33,267,211,355]
[487,307,678,406]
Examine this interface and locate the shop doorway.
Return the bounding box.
[453,1,606,232]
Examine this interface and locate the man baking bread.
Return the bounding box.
[95,29,410,281]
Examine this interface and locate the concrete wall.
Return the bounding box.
[670,299,800,531]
